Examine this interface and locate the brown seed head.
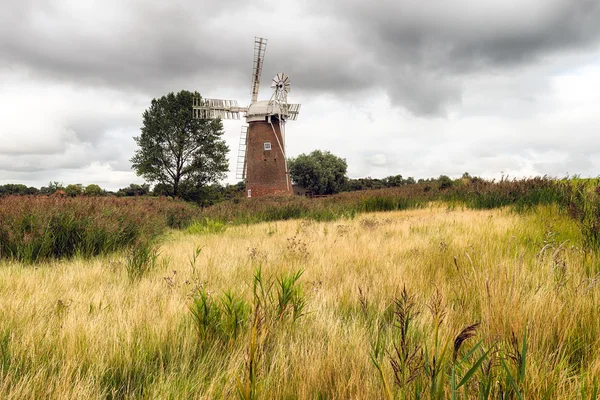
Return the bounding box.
[453,322,480,362]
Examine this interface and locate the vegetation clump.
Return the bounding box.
[198,177,571,224]
[0,196,198,263]
[5,176,600,266]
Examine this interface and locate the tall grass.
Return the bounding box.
[125,241,161,281]
[450,176,570,211]
[567,183,600,251]
[2,178,598,264]
[187,266,306,399]
[0,196,198,263]
[369,285,530,399]
[1,206,599,397]
[199,177,571,225]
[198,176,600,255]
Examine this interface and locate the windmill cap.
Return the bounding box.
[247,100,284,118]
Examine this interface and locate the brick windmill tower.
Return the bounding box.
[192,37,301,197]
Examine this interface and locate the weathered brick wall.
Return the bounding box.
[246,120,292,197]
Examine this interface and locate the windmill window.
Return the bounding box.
[264,142,272,151]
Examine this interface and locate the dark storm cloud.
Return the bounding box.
[3,0,599,115]
[347,0,600,67]
[0,0,251,94]
[1,0,600,188]
[310,0,600,114]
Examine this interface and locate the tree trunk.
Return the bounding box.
[173,176,180,198]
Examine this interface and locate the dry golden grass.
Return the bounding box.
[1,205,598,398]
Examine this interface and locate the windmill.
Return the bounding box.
[192,37,301,197]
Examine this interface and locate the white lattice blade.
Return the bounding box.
[286,103,301,121]
[251,37,267,103]
[236,125,249,180]
[192,97,247,120]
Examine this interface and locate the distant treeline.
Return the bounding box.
[344,174,473,191]
[0,182,105,196]
[0,181,246,205]
[0,173,475,204]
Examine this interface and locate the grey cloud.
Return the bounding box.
[0,138,68,156]
[1,0,599,188]
[0,145,92,172]
[0,127,130,173]
[387,71,462,116]
[4,0,600,116]
[339,0,600,67]
[66,115,139,145]
[444,1,600,69]
[314,0,600,115]
[0,1,251,94]
[532,157,593,176]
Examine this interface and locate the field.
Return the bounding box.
[1,202,599,398]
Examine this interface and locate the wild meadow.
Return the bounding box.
[1,178,600,398]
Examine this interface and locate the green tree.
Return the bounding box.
[223,181,246,200]
[346,177,385,191]
[64,184,83,197]
[117,183,150,197]
[84,184,104,196]
[179,182,224,206]
[0,184,30,196]
[437,175,454,190]
[288,150,348,195]
[152,183,172,197]
[383,174,407,187]
[131,90,229,197]
[40,181,63,195]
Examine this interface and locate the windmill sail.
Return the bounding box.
[236,125,248,180]
[285,103,301,121]
[192,98,247,120]
[251,37,267,103]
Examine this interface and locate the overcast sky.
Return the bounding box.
[1,0,600,190]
